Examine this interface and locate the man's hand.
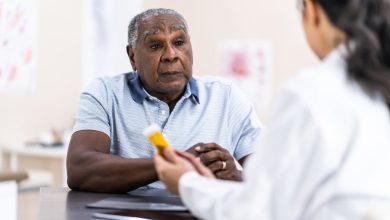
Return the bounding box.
[194,143,243,181]
[185,143,203,157]
[154,148,214,195]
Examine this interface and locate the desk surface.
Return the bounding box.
[38,187,196,220]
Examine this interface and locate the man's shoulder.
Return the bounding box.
[193,75,235,94]
[193,75,253,106]
[94,72,131,87]
[83,72,132,95]
[193,75,233,86]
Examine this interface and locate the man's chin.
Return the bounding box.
[157,81,188,95]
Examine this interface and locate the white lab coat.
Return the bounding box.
[178,47,390,220]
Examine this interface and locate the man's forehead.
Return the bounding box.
[139,15,187,38]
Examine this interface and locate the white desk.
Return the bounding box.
[1,144,67,187]
[0,181,17,220]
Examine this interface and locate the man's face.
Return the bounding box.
[128,14,193,98]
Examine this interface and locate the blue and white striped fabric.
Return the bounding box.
[73,71,262,188]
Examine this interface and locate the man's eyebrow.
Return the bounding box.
[142,27,161,40]
[142,24,188,40]
[169,24,187,33]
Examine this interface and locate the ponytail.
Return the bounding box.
[317,0,390,110]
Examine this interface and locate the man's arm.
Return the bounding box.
[66,130,158,193]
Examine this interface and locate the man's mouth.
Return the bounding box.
[159,71,181,76]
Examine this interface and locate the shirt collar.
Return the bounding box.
[127,72,200,104]
[324,44,348,67]
[188,77,200,104]
[127,72,148,104]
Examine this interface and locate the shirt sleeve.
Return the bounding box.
[228,84,263,160]
[178,86,334,220]
[73,78,111,137]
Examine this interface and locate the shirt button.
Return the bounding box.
[161,110,166,115]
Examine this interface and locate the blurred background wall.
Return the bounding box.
[0,0,317,147]
[0,0,83,146]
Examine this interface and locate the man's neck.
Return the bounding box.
[151,90,185,113]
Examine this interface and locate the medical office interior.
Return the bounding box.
[0,0,318,219]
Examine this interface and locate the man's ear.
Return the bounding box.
[126,45,137,71]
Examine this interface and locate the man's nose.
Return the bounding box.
[161,44,179,62]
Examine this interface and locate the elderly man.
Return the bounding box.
[66,8,262,193]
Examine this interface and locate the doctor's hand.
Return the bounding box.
[154,147,215,195]
[195,143,243,181]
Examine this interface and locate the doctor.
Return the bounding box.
[154,0,390,219]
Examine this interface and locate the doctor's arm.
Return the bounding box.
[159,87,329,220]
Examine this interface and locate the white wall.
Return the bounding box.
[0,0,83,146]
[82,0,142,88]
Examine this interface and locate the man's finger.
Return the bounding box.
[185,143,203,157]
[195,143,227,153]
[199,150,226,165]
[207,160,226,173]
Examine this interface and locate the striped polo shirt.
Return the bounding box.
[73,71,262,188]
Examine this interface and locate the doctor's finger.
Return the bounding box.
[162,147,179,164]
[154,154,171,177]
[176,151,197,161]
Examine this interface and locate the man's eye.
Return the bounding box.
[175,40,185,46]
[150,44,162,50]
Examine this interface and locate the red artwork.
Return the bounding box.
[218,40,273,113]
[230,51,249,77]
[0,1,36,93]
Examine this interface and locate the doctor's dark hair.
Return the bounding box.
[317,0,390,110]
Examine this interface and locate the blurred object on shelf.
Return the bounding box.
[25,129,72,147]
[18,169,52,191]
[0,170,28,183]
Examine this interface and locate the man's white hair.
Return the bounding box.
[127,8,189,48]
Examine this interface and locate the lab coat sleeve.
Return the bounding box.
[179,171,272,220]
[178,86,328,220]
